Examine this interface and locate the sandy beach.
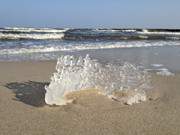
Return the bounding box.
[1,0,180,134]
[0,61,179,135]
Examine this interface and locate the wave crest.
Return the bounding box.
[0,33,65,40]
[1,28,180,40]
[0,28,68,40]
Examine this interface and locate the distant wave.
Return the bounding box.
[0,41,179,55]
[138,29,180,36]
[1,28,180,40]
[0,28,68,40]
[64,28,180,41]
[1,27,68,33]
[0,33,65,40]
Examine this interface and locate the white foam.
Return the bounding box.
[0,33,65,40]
[94,29,117,33]
[94,29,137,33]
[126,93,147,105]
[139,29,180,36]
[121,29,137,32]
[0,41,179,55]
[156,68,174,76]
[45,55,150,105]
[151,64,164,67]
[1,27,69,33]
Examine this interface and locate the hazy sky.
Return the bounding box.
[0,0,180,28]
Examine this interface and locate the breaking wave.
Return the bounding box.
[1,28,180,40]
[0,40,179,55]
[0,28,68,40]
[1,27,68,33]
[0,33,65,40]
[45,55,150,105]
[63,28,180,40]
[139,29,180,35]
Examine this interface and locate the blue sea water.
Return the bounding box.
[0,27,180,73]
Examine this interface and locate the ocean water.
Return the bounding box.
[1,28,180,71]
[1,27,180,105]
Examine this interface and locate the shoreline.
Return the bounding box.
[1,45,180,73]
[0,61,180,135]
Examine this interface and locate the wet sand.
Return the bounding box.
[0,61,180,135]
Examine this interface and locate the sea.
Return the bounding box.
[0,27,180,72]
[1,27,180,105]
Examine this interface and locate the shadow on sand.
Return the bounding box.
[5,81,49,107]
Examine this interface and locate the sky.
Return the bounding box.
[0,0,180,28]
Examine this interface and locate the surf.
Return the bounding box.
[45,55,150,105]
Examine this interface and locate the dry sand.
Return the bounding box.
[0,61,180,135]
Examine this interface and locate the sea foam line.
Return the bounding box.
[0,33,65,40]
[0,41,179,55]
[1,27,69,33]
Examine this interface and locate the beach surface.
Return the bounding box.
[0,61,180,135]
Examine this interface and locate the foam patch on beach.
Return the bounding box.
[156,68,174,76]
[146,64,175,76]
[45,55,150,105]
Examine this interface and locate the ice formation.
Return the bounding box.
[45,55,150,105]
